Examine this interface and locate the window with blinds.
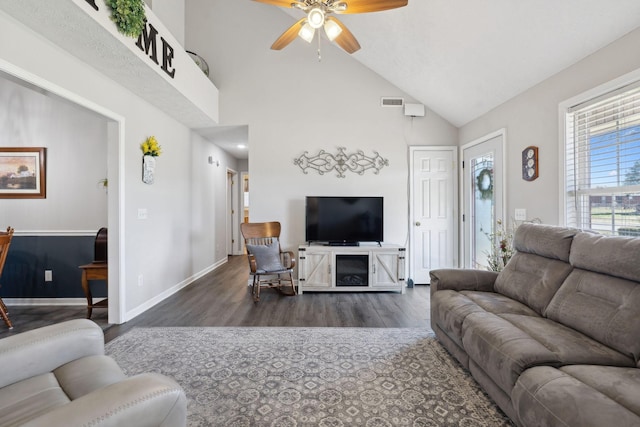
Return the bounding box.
[565,82,640,236]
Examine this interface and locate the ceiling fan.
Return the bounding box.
[254,0,409,54]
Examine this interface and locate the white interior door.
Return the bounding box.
[409,147,458,284]
[462,131,505,269]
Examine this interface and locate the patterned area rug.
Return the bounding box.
[105,328,513,427]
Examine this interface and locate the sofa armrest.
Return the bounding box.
[0,319,104,388]
[429,268,498,296]
[22,373,187,427]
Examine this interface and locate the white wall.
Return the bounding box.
[146,0,185,47]
[0,9,225,320]
[0,76,108,230]
[185,0,458,251]
[459,27,640,226]
[190,132,240,270]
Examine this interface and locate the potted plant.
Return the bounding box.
[105,0,146,38]
[141,136,161,185]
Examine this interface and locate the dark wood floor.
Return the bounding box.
[0,256,431,342]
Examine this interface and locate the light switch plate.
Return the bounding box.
[137,208,148,220]
[515,209,527,221]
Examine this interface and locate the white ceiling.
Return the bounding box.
[278,0,640,128]
[197,125,249,160]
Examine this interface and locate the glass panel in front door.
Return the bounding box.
[471,154,494,269]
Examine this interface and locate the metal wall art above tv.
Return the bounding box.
[305,196,383,246]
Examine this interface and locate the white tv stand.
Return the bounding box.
[297,243,406,294]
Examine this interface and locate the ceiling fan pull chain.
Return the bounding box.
[317,32,322,62]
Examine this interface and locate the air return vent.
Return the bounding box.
[381,97,404,107]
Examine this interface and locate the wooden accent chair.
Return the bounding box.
[240,222,296,302]
[0,227,15,329]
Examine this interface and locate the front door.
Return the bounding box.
[462,131,505,269]
[409,147,457,284]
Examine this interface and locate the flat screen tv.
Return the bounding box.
[305,196,383,245]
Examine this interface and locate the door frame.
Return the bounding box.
[408,146,459,284]
[226,168,240,256]
[0,58,127,324]
[459,129,507,268]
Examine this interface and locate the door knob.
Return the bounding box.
[415,222,421,226]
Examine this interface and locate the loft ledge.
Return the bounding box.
[0,0,219,128]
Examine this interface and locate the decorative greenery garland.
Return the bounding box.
[476,168,494,200]
[105,0,146,38]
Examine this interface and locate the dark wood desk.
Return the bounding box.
[79,262,108,319]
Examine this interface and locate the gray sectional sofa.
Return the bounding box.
[430,223,640,427]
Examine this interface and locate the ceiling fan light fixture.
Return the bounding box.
[298,22,315,43]
[324,19,342,41]
[307,7,325,29]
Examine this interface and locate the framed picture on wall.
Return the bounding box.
[0,147,46,198]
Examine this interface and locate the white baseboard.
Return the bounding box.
[124,258,228,322]
[4,297,106,306]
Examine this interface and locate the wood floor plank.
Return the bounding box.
[0,255,431,342]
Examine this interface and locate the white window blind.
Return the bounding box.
[565,82,640,236]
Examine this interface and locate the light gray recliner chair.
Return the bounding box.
[0,319,186,426]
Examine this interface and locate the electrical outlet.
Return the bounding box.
[138,274,144,287]
[44,270,53,282]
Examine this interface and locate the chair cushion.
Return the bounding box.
[0,373,70,426]
[54,355,126,400]
[246,239,284,272]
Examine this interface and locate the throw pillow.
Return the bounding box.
[246,239,284,272]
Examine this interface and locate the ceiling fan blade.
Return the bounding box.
[253,0,299,8]
[326,17,361,54]
[335,0,408,14]
[271,17,307,50]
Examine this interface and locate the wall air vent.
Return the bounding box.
[381,97,404,107]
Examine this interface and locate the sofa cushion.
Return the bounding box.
[494,252,573,315]
[431,290,487,347]
[0,373,70,426]
[513,366,640,427]
[561,365,640,416]
[461,312,635,394]
[492,223,577,316]
[461,291,540,317]
[512,223,578,262]
[546,269,640,363]
[570,232,640,282]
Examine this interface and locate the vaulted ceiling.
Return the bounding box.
[273,0,640,127]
